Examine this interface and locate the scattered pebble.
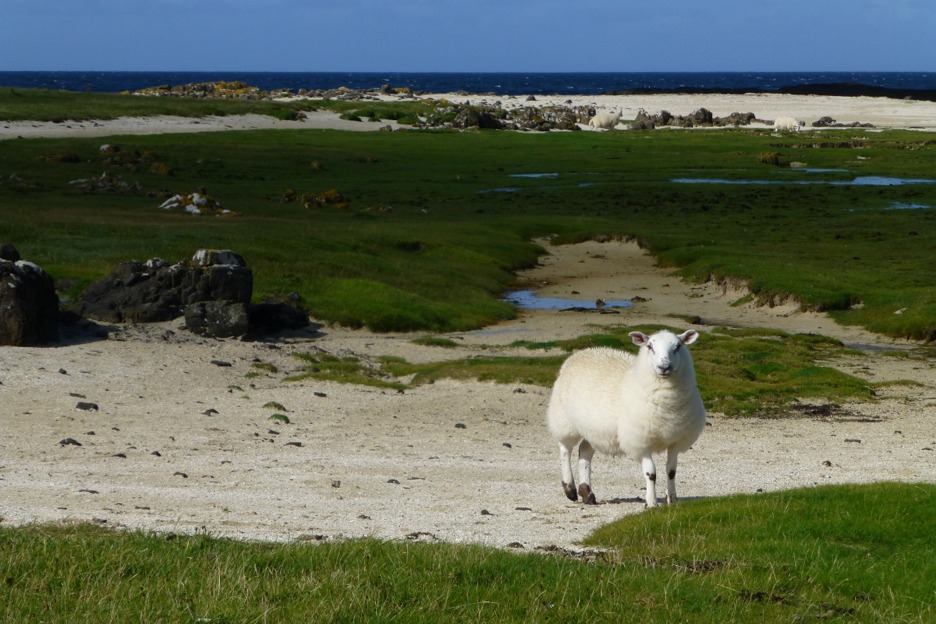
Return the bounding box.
[75,402,99,411]
[455,423,466,429]
[59,437,82,446]
[211,360,232,367]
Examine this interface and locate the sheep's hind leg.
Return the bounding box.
[559,442,578,501]
[577,440,597,504]
[641,455,658,508]
[665,448,679,505]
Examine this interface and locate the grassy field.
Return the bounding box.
[2,89,935,338]
[2,91,935,622]
[2,483,933,623]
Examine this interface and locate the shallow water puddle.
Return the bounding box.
[478,172,597,193]
[672,175,936,186]
[503,290,633,310]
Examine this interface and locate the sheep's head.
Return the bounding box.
[629,329,699,378]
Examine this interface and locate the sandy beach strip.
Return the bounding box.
[3,92,935,141]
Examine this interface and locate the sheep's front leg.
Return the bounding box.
[559,442,578,501]
[577,440,597,504]
[665,449,679,505]
[641,455,658,508]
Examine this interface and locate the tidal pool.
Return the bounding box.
[503,290,633,310]
[672,176,936,186]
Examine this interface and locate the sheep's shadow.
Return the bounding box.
[591,495,708,506]
[45,316,327,348]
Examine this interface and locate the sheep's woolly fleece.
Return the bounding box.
[3,239,935,551]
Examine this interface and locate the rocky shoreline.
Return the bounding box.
[130,80,876,132]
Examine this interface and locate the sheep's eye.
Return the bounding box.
[675,344,682,352]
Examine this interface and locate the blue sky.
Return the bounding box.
[1,0,933,72]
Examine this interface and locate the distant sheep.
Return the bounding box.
[588,110,622,130]
[546,329,706,508]
[773,116,802,131]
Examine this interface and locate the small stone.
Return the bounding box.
[59,437,82,446]
[480,509,493,516]
[75,402,99,411]
[455,423,467,429]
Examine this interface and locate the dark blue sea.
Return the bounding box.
[2,71,936,98]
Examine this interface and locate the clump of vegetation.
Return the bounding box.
[280,187,349,209]
[757,151,782,165]
[287,352,405,390]
[288,326,873,417]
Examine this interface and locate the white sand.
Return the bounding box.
[3,92,935,140]
[2,239,934,550]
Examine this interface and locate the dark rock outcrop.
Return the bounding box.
[73,250,252,325]
[0,247,60,346]
[185,301,249,338]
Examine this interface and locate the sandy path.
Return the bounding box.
[2,239,934,550]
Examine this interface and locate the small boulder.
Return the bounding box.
[0,248,60,346]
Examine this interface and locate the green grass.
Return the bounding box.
[2,91,936,338]
[585,482,936,623]
[2,483,933,623]
[313,325,876,417]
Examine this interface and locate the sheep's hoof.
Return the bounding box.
[563,482,578,502]
[578,484,597,505]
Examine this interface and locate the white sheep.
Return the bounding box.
[588,110,622,130]
[773,116,802,132]
[546,329,706,508]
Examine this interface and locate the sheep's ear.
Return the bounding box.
[629,331,649,346]
[679,330,699,345]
